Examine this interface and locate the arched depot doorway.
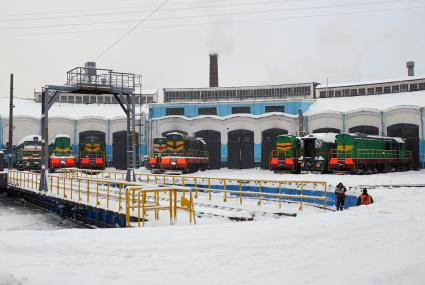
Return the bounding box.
[228,129,254,169]
[194,130,221,169]
[261,128,288,169]
[387,123,420,169]
[349,125,379,135]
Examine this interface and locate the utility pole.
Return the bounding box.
[8,74,14,170]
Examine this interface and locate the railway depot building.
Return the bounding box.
[148,79,425,170]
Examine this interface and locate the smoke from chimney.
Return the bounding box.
[407,61,415,76]
[209,53,218,87]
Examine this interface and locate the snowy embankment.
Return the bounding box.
[1,185,424,285]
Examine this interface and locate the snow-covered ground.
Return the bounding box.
[1,170,425,284]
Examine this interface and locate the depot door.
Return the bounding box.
[194,130,221,169]
[387,124,419,169]
[261,128,288,169]
[228,130,254,169]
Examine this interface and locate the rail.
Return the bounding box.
[60,169,328,210]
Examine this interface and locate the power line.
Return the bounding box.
[0,0,311,22]
[1,3,423,38]
[94,0,169,61]
[1,0,421,31]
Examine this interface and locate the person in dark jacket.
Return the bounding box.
[334,182,347,211]
[357,188,374,206]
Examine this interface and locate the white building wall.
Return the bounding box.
[49,117,75,144]
[308,112,343,132]
[8,116,40,144]
[345,110,381,132]
[383,107,421,135]
[76,117,108,144]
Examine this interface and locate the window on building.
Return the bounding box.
[419,82,425,90]
[320,91,327,98]
[410,83,418,91]
[232,106,251,114]
[358,88,366,96]
[147,97,154,103]
[367,88,375,95]
[350,89,358,96]
[335,90,342,97]
[375,87,383,94]
[392,85,400,93]
[90,96,97,103]
[198,107,217,115]
[166,107,184,116]
[400,84,408,92]
[105,96,111,104]
[383,86,391,94]
[68,96,75,103]
[98,96,104,104]
[76,96,82,103]
[265,105,285,113]
[343,89,350,96]
[328,90,334,97]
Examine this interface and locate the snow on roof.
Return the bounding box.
[16,135,42,146]
[316,75,425,89]
[55,134,70,139]
[306,91,425,115]
[302,133,338,143]
[0,97,149,120]
[345,133,405,143]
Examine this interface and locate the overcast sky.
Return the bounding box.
[1,0,424,99]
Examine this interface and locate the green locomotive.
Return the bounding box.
[298,133,337,173]
[269,135,301,173]
[149,132,209,173]
[329,133,412,174]
[16,135,42,171]
[49,135,76,171]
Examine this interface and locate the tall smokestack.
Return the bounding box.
[209,53,218,87]
[407,61,415,76]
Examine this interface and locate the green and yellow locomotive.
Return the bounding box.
[79,135,106,170]
[49,135,76,171]
[149,132,208,174]
[329,133,412,174]
[16,135,42,171]
[269,135,301,173]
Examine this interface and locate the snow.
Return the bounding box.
[0,181,424,284]
[301,132,337,143]
[16,135,41,146]
[0,97,149,120]
[55,134,70,139]
[306,90,425,114]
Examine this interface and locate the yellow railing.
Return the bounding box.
[125,186,195,227]
[57,168,328,210]
[7,170,197,227]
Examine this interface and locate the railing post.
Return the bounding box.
[299,183,304,211]
[86,179,90,204]
[125,188,131,227]
[239,181,243,204]
[223,179,227,202]
[323,182,327,209]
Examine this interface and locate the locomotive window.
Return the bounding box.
[265,105,285,113]
[232,106,251,114]
[303,139,316,158]
[198,107,217,115]
[166,107,184,116]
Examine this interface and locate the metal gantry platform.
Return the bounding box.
[39,63,142,192]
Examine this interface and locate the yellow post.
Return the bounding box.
[223,179,227,202]
[163,175,166,186]
[239,181,243,204]
[208,178,211,201]
[142,192,146,227]
[106,182,110,209]
[78,179,81,201]
[70,177,73,200]
[86,179,90,204]
[56,176,59,195]
[323,182,327,209]
[125,188,130,227]
[278,182,282,209]
[169,190,173,224]
[96,181,99,206]
[299,183,304,211]
[194,178,198,199]
[258,182,262,206]
[154,175,158,184]
[138,191,141,227]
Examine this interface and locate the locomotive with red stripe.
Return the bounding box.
[79,135,106,170]
[149,132,209,174]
